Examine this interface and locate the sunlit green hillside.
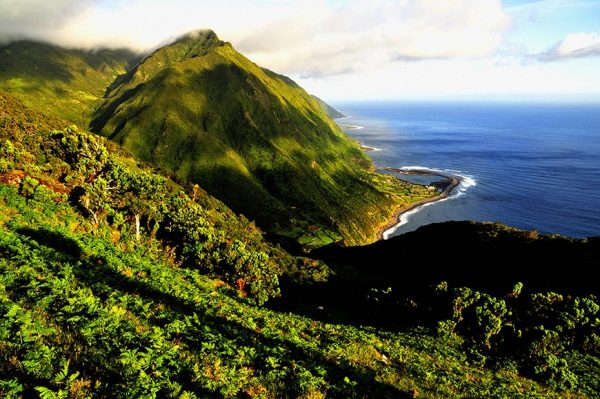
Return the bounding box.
[0,41,138,126]
[89,30,431,246]
[2,91,593,398]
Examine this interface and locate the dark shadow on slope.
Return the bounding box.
[89,83,145,134]
[0,41,76,84]
[11,227,223,398]
[71,254,408,398]
[272,221,600,329]
[16,227,83,258]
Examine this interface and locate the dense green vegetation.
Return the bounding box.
[1,32,599,397]
[91,30,433,246]
[0,91,325,304]
[0,41,139,126]
[0,31,433,247]
[0,202,579,398]
[279,221,600,396]
[2,90,595,398]
[437,285,600,394]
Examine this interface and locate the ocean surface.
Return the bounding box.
[333,101,600,239]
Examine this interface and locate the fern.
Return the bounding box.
[0,379,24,399]
[34,386,67,399]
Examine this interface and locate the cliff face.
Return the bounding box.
[312,95,346,119]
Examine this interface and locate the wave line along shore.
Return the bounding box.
[377,167,460,240]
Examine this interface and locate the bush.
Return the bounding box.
[164,197,279,304]
[438,285,599,390]
[442,288,513,355]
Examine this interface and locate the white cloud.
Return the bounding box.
[540,32,600,61]
[0,0,99,42]
[297,56,600,101]
[4,0,597,99]
[237,0,510,77]
[0,0,289,49]
[0,0,510,77]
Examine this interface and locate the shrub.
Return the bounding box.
[164,197,279,304]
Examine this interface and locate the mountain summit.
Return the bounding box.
[0,31,430,246]
[89,31,426,246]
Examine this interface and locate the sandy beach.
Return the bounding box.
[359,141,377,152]
[377,167,460,240]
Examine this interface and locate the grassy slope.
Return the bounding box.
[312,95,346,119]
[1,187,574,399]
[0,93,578,398]
[90,31,432,247]
[0,40,138,126]
[0,90,306,302]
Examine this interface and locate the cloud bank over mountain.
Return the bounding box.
[1,0,598,99]
[0,0,509,77]
[0,0,97,41]
[235,0,510,77]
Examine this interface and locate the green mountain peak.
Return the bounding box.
[174,29,223,47]
[0,31,433,247]
[2,30,600,399]
[89,31,428,246]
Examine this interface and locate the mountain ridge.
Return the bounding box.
[2,34,600,397]
[0,31,434,247]
[312,95,346,119]
[0,40,140,125]
[87,30,433,247]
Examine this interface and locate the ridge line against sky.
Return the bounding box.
[1,0,599,101]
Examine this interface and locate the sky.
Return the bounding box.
[1,0,599,101]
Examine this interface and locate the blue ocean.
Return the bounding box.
[334,102,600,239]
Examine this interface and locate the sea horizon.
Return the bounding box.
[330,95,600,106]
[335,100,600,239]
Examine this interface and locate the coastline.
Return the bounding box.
[376,168,460,240]
[359,141,377,152]
[342,121,462,242]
